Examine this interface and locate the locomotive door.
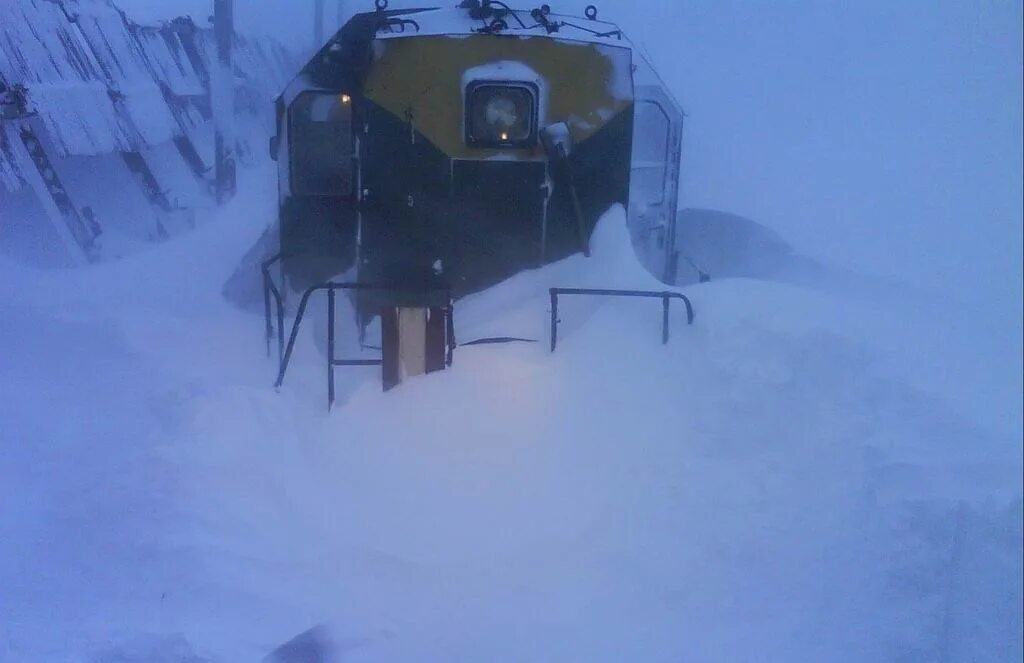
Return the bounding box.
[629,64,683,283]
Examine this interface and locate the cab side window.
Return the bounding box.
[290,93,353,196]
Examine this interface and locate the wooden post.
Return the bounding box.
[381,305,449,391]
[314,0,325,47]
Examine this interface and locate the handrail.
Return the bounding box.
[273,280,454,409]
[261,252,285,363]
[548,287,694,352]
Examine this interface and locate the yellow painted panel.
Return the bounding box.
[363,35,633,159]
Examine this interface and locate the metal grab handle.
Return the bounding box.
[271,279,453,410]
[261,252,285,364]
[548,287,695,352]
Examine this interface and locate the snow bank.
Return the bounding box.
[0,201,1019,661]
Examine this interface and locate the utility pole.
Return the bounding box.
[314,0,325,48]
[336,0,346,28]
[213,0,235,204]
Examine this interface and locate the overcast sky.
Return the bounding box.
[118,0,1023,314]
[120,0,346,45]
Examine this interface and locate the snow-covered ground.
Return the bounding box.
[0,165,1020,661]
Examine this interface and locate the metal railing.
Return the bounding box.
[548,287,695,352]
[261,253,286,363]
[262,255,454,409]
[262,257,693,403]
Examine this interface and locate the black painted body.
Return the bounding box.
[280,99,633,314]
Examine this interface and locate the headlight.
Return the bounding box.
[466,83,537,147]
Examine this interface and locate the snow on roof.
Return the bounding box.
[0,0,293,187]
[0,0,173,157]
[232,32,294,100]
[141,28,206,99]
[0,124,24,191]
[0,1,100,83]
[25,82,133,155]
[375,6,632,49]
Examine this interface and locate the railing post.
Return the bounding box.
[261,253,287,367]
[274,286,319,389]
[678,293,695,326]
[262,271,272,358]
[662,293,670,344]
[549,288,558,352]
[446,294,455,367]
[276,296,285,366]
[327,288,336,411]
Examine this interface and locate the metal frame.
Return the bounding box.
[631,79,684,284]
[548,287,694,352]
[263,253,454,409]
[263,258,695,404]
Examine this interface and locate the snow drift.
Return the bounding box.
[0,188,1019,661]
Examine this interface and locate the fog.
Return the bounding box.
[3,1,1021,659]
[122,0,1023,310]
[119,1,1023,409]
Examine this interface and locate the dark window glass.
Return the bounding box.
[467,84,536,147]
[290,93,353,195]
